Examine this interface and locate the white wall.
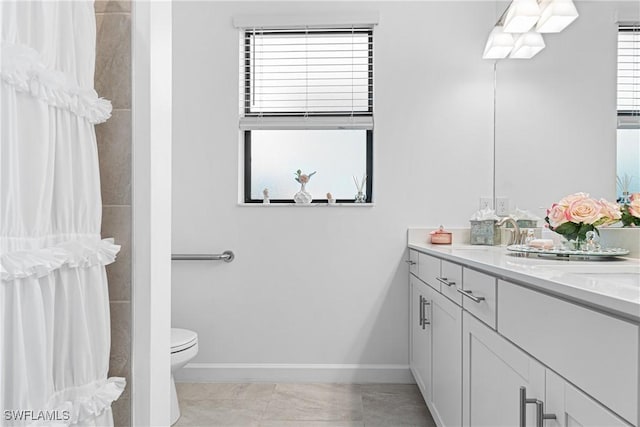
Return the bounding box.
[495,1,638,214]
[172,1,495,381]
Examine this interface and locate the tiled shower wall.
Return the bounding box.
[95,1,132,426]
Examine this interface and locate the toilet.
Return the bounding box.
[170,328,198,425]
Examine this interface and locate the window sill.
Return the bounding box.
[237,203,375,207]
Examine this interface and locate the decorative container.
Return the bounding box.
[430,226,452,244]
[294,183,312,204]
[353,175,367,203]
[470,220,501,245]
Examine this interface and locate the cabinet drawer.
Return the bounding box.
[498,280,639,426]
[461,268,496,329]
[439,260,462,306]
[408,249,419,276]
[418,252,441,291]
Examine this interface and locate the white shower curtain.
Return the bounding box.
[0,1,125,426]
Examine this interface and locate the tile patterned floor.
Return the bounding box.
[175,383,436,427]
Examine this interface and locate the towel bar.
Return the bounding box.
[171,250,235,262]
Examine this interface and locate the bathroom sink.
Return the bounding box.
[531,264,640,298]
[531,264,640,275]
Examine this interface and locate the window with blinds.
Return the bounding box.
[242,28,373,117]
[618,25,640,126]
[240,26,374,204]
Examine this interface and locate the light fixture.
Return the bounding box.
[483,0,577,60]
[503,0,541,33]
[509,32,546,58]
[536,0,579,33]
[483,26,515,59]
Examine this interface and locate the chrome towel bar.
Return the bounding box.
[171,250,235,263]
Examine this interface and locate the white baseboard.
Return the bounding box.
[175,363,415,384]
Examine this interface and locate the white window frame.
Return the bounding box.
[237,21,376,204]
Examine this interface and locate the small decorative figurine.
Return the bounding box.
[294,169,316,204]
[327,192,336,204]
[262,188,270,204]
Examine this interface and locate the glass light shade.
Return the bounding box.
[503,0,541,33]
[509,32,545,58]
[536,0,578,33]
[483,26,515,59]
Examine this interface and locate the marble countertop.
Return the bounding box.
[408,229,640,322]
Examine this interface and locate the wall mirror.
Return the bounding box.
[493,0,639,217]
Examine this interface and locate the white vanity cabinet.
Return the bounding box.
[498,280,639,425]
[407,245,639,427]
[462,311,633,427]
[409,250,462,427]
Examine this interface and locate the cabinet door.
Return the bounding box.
[463,312,545,427]
[427,285,462,427]
[545,370,632,427]
[410,277,432,403]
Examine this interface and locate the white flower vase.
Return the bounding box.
[294,183,312,204]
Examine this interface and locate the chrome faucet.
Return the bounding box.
[496,217,521,246]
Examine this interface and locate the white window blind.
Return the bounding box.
[240,27,373,128]
[618,24,640,127]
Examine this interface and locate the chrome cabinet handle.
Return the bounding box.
[535,400,556,427]
[519,387,538,427]
[422,297,430,328]
[419,295,424,327]
[457,288,486,303]
[436,277,455,287]
[406,260,416,265]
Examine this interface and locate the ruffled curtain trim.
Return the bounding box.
[1,238,120,281]
[0,42,112,124]
[28,377,126,427]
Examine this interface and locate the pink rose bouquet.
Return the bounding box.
[544,193,621,242]
[621,192,640,227]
